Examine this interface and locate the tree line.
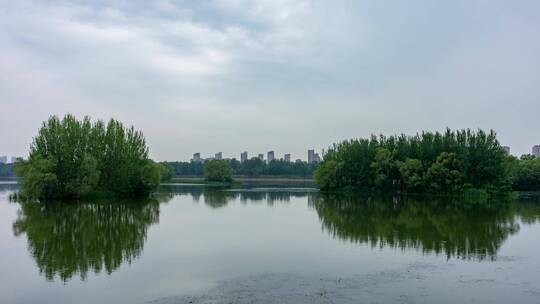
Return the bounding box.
[506,155,540,191]
[315,128,539,194]
[161,158,318,179]
[0,163,15,178]
[16,115,161,199]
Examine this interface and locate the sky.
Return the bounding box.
[1,0,539,161]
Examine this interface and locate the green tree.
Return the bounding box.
[16,156,58,199]
[204,160,233,182]
[314,160,343,190]
[512,157,540,191]
[426,152,463,192]
[16,114,161,199]
[158,163,175,182]
[397,158,424,192]
[315,128,509,195]
[370,147,395,189]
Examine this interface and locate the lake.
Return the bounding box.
[1,182,540,303]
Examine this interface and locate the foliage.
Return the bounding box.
[425,152,463,192]
[158,163,175,182]
[370,148,395,189]
[174,158,315,177]
[314,160,343,190]
[203,160,233,182]
[16,156,58,198]
[16,114,161,199]
[0,163,16,178]
[315,128,510,194]
[511,157,540,191]
[162,158,318,178]
[397,158,424,191]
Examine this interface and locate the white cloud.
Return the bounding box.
[0,0,539,159]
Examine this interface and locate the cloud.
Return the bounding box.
[0,0,539,159]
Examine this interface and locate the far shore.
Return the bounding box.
[169,176,316,187]
[173,176,313,182]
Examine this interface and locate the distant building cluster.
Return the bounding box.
[191,152,228,163]
[533,145,540,158]
[188,149,323,164]
[240,152,248,162]
[497,145,540,158]
[187,145,540,163]
[284,154,291,162]
[0,156,24,164]
[307,149,321,163]
[267,151,275,162]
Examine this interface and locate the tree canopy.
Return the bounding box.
[203,160,233,182]
[16,114,161,199]
[315,128,511,194]
[0,163,15,178]
[162,158,317,178]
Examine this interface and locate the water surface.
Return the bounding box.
[1,183,540,303]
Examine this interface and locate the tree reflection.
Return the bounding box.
[310,194,525,260]
[203,188,231,208]
[12,198,165,282]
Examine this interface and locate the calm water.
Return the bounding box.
[1,183,540,303]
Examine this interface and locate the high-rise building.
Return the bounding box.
[502,146,510,154]
[0,156,7,164]
[192,153,201,162]
[258,154,264,161]
[284,154,291,162]
[215,152,222,160]
[308,149,315,163]
[267,151,275,162]
[241,152,248,162]
[533,145,540,158]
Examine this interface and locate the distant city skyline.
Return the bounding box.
[188,149,323,163]
[0,155,24,164]
[533,145,540,158]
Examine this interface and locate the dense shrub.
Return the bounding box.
[315,129,509,194]
[16,115,161,199]
[511,157,540,191]
[203,160,233,182]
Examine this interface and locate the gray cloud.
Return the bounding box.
[1,0,539,160]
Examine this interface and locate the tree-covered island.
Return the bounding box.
[315,129,523,196]
[16,115,162,200]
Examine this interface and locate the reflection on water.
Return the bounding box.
[311,194,540,260]
[7,183,540,283]
[160,184,313,207]
[12,198,164,282]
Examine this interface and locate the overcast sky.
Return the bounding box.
[1,0,539,161]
